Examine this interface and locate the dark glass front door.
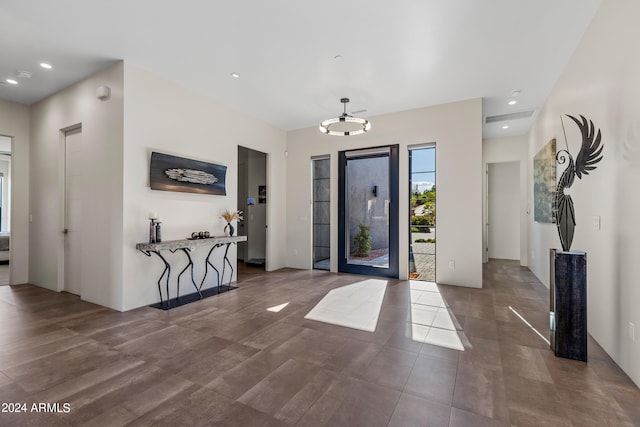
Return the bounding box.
[338,145,399,278]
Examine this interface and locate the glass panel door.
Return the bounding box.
[339,145,399,278]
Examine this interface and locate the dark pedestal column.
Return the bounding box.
[550,249,587,362]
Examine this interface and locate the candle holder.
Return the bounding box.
[155,220,162,243]
[149,219,157,243]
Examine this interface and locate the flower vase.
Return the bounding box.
[224,222,235,237]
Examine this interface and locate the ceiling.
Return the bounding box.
[0,0,602,139]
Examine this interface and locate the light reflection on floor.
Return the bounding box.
[409,280,466,351]
[266,302,290,313]
[304,279,388,332]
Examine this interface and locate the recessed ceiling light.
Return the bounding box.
[6,79,18,85]
[40,62,53,69]
[231,73,240,78]
[508,100,517,105]
[502,125,510,129]
[511,89,521,97]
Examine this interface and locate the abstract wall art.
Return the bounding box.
[534,138,557,223]
[150,151,227,195]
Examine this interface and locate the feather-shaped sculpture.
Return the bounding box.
[554,115,604,251]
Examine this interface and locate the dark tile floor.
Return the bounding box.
[0,260,639,426]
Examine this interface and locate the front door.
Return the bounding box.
[338,145,399,278]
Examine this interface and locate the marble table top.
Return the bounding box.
[136,235,247,252]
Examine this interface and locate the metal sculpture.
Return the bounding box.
[554,115,604,251]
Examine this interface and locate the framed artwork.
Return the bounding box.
[533,138,557,223]
[150,151,227,195]
[258,185,266,203]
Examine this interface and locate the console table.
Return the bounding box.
[136,235,247,309]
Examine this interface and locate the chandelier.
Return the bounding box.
[319,98,371,136]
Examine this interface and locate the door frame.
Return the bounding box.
[237,145,269,270]
[338,144,399,278]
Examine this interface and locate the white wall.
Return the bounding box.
[286,98,483,287]
[488,162,520,260]
[29,62,124,309]
[483,135,528,265]
[122,63,287,310]
[527,0,640,386]
[0,99,30,285]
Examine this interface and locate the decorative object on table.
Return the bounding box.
[554,115,604,251]
[189,231,211,239]
[319,97,371,136]
[533,138,557,223]
[148,212,158,243]
[150,151,227,196]
[258,185,267,203]
[221,209,243,237]
[549,114,603,362]
[155,217,162,243]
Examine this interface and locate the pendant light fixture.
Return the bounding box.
[319,98,371,136]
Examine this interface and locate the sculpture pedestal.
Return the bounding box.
[549,249,587,362]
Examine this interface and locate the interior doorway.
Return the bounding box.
[64,127,83,295]
[0,135,12,286]
[338,145,399,278]
[237,146,267,272]
[487,161,520,260]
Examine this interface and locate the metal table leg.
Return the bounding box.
[220,243,235,290]
[200,244,222,292]
[175,248,202,299]
[139,250,171,309]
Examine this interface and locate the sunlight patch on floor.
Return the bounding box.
[509,305,551,345]
[304,279,387,332]
[266,302,289,312]
[409,280,466,351]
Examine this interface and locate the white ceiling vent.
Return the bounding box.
[485,110,535,124]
